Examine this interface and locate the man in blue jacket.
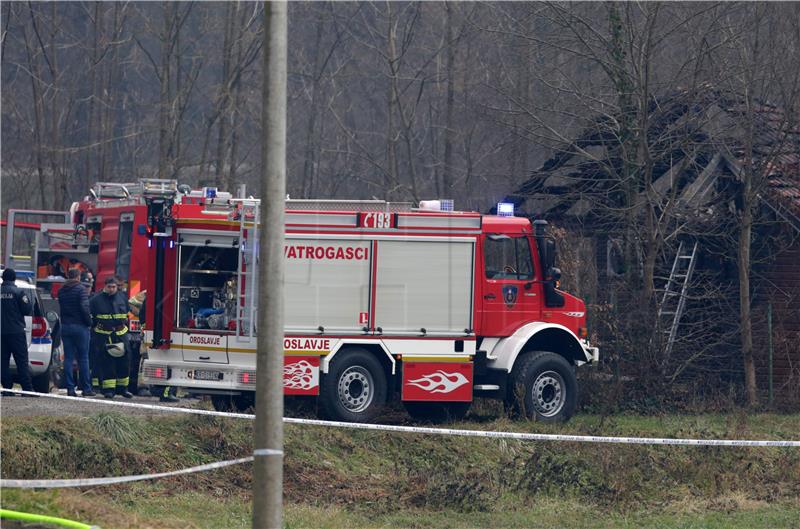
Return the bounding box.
[57,268,95,397]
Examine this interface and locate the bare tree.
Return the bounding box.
[717,4,800,406]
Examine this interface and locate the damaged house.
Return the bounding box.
[500,87,800,405]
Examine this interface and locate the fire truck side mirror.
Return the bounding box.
[543,268,565,308]
[547,267,562,281]
[544,239,557,270]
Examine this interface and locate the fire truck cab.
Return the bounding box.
[141,183,599,423]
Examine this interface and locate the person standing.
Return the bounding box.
[90,277,133,399]
[81,271,95,293]
[82,271,101,389]
[127,288,146,395]
[57,268,95,397]
[1,268,34,396]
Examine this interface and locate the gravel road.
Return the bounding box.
[1,389,212,418]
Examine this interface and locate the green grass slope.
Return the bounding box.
[2,412,799,528]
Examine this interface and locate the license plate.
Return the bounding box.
[189,369,223,381]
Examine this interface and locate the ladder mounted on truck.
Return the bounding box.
[658,240,699,359]
[235,199,260,342]
[285,198,413,212]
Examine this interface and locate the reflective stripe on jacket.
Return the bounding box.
[90,291,130,337]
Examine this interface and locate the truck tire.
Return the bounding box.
[211,393,254,413]
[508,351,577,422]
[234,392,255,412]
[404,401,470,423]
[319,348,387,423]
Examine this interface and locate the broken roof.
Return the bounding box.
[503,86,800,232]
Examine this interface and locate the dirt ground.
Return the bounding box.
[0,389,208,418]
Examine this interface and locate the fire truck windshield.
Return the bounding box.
[484,237,534,281]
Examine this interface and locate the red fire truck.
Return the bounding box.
[2,179,200,382]
[2,180,187,317]
[140,183,599,422]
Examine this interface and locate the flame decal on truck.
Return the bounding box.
[283,360,317,390]
[406,370,469,394]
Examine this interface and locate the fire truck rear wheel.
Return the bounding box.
[508,351,577,423]
[211,393,254,413]
[320,349,387,423]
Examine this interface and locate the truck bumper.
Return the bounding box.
[581,341,600,364]
[142,359,256,394]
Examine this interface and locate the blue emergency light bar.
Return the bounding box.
[497,202,515,217]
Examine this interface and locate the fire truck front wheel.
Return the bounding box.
[320,349,387,423]
[508,351,577,422]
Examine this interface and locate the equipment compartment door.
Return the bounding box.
[181,332,229,364]
[283,238,372,333]
[374,239,474,335]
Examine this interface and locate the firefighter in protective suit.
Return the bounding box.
[90,277,133,399]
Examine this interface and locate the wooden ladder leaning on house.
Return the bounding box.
[658,240,699,359]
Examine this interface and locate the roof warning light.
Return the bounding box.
[497,202,514,217]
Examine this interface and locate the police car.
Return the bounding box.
[5,275,64,392]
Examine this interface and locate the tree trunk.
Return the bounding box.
[99,3,122,185]
[49,2,62,210]
[442,2,455,196]
[85,2,100,186]
[227,7,246,191]
[301,8,325,198]
[173,6,182,179]
[215,1,235,189]
[158,3,173,180]
[23,20,47,209]
[739,180,758,406]
[385,7,399,200]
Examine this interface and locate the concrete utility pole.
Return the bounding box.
[253,2,287,528]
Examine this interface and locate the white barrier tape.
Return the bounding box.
[253,448,283,457]
[283,417,800,447]
[4,389,799,448]
[0,456,253,489]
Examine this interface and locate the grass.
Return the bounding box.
[2,411,799,528]
[2,489,798,529]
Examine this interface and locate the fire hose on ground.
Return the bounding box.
[0,509,99,529]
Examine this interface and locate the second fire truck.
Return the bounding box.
[140,182,599,422]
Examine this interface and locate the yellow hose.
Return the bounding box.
[0,509,97,529]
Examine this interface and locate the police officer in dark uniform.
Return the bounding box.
[90,277,133,399]
[1,268,35,396]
